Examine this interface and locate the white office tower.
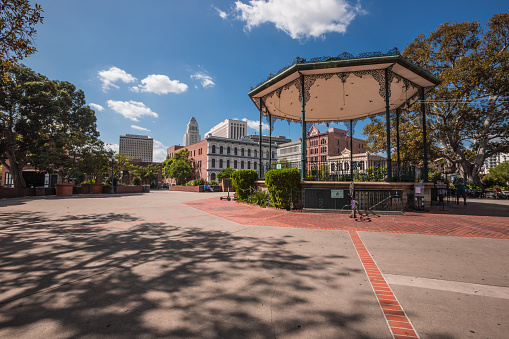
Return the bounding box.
[207,119,247,139]
[119,134,154,162]
[183,117,201,146]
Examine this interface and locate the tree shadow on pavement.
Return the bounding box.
[1,211,381,338]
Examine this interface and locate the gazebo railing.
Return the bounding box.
[260,160,421,182]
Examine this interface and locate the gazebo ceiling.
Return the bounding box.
[248,53,441,123]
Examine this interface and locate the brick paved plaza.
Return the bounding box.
[1,191,508,338]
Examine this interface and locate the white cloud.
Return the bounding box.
[234,0,364,39]
[107,100,159,122]
[89,103,104,111]
[105,143,119,153]
[153,140,168,162]
[242,118,269,131]
[191,72,215,88]
[131,125,151,132]
[131,74,188,94]
[213,5,229,19]
[98,66,137,91]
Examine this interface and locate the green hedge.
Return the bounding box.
[265,168,301,210]
[232,169,258,200]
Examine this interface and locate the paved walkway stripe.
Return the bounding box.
[349,230,420,339]
[384,274,509,299]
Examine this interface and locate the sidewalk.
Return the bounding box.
[0,191,507,338]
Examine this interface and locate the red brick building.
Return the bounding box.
[307,126,366,164]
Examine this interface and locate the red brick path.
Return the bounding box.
[349,230,419,339]
[185,198,509,239]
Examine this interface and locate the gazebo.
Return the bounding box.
[248,48,441,183]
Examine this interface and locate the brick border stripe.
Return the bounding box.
[349,230,420,339]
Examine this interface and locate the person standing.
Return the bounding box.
[455,177,467,205]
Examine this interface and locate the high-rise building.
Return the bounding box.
[206,119,247,139]
[119,134,153,162]
[183,117,201,146]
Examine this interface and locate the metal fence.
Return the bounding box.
[260,160,422,182]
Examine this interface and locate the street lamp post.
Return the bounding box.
[109,156,116,194]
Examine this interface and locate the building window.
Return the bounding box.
[241,161,244,169]
[254,150,258,157]
[321,138,326,144]
[4,172,13,186]
[254,162,257,170]
[234,160,238,169]
[321,155,327,162]
[212,145,216,154]
[212,159,215,168]
[227,160,230,168]
[234,147,238,155]
[211,173,216,181]
[219,159,223,168]
[310,149,313,155]
[227,146,231,154]
[241,148,245,157]
[266,151,269,158]
[220,146,223,154]
[248,149,251,157]
[321,146,327,153]
[272,151,275,158]
[248,161,251,169]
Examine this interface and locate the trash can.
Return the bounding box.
[143,184,150,193]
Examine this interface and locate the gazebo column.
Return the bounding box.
[421,88,428,182]
[385,68,392,182]
[350,120,353,181]
[300,73,307,180]
[396,108,401,181]
[269,113,272,169]
[259,98,263,179]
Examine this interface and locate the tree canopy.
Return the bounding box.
[0,0,44,68]
[0,64,99,187]
[363,13,509,186]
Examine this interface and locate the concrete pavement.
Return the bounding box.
[0,191,507,338]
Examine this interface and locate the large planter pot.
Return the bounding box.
[55,183,74,196]
[90,183,104,194]
[81,183,91,194]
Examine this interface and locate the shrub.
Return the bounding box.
[194,178,204,186]
[82,179,95,184]
[247,190,271,208]
[265,168,301,210]
[132,177,142,186]
[232,169,258,200]
[210,180,219,186]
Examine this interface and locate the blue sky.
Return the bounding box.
[23,0,508,161]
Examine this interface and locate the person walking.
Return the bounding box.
[455,177,467,205]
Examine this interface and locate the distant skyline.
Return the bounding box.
[23,0,508,161]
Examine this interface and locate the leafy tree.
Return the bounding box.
[363,111,442,164]
[0,64,99,187]
[79,141,114,183]
[406,14,508,186]
[130,163,161,184]
[163,148,194,181]
[0,0,44,68]
[363,14,509,186]
[217,167,235,181]
[482,162,509,188]
[168,160,192,184]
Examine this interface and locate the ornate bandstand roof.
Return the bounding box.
[248,49,441,123]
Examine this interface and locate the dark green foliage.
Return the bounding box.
[132,177,142,186]
[217,167,235,180]
[232,169,258,200]
[482,162,509,189]
[246,190,271,208]
[265,168,301,210]
[168,159,192,184]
